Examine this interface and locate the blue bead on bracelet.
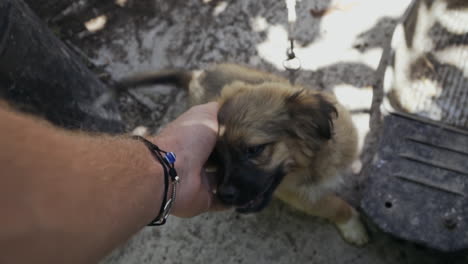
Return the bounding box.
[165,152,176,164]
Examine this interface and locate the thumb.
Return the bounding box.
[188,102,219,164]
[194,102,219,133]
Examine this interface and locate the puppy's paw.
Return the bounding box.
[336,211,369,246]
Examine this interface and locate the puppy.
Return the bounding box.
[118,64,369,246]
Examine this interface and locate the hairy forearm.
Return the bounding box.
[0,107,164,263]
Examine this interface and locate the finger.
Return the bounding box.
[200,169,228,212]
[205,170,229,211]
[192,102,218,135]
[205,170,219,190]
[197,101,219,117]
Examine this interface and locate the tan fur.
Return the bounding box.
[190,64,368,245]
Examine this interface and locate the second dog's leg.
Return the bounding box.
[275,191,369,246]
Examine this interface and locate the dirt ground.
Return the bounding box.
[43,0,467,263]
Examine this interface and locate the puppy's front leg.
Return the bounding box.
[309,194,369,246]
[275,191,369,246]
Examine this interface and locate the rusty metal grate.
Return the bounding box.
[361,113,468,252]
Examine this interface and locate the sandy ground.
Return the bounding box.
[58,0,466,263]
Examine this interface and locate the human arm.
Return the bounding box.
[0,102,220,264]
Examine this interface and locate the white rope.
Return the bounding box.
[284,0,301,84]
[285,0,297,37]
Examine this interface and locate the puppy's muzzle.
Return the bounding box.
[217,184,240,205]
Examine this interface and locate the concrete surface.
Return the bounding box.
[59,0,467,263]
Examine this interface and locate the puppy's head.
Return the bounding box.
[215,82,337,213]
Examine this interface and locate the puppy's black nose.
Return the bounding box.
[218,185,239,204]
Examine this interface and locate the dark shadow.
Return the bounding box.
[353,17,399,53]
[0,0,124,133]
[298,62,377,90]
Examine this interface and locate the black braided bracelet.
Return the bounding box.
[131,135,179,226]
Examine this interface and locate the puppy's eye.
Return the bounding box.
[245,144,266,159]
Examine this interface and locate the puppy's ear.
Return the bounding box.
[285,90,338,145]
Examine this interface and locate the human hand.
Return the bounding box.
[152,102,224,218]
